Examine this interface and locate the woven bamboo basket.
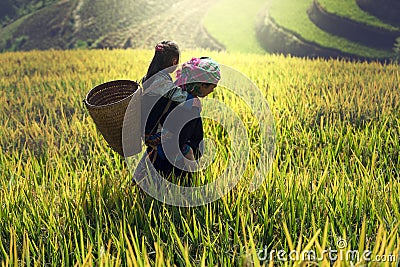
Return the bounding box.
[84,80,142,156]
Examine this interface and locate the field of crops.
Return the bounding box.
[1,49,399,266]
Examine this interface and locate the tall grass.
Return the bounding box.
[0,49,399,266]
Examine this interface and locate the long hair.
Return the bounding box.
[143,40,180,83]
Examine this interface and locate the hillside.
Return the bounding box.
[0,0,58,26]
[203,0,266,54]
[1,0,399,62]
[0,0,224,52]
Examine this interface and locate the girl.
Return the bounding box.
[141,40,187,103]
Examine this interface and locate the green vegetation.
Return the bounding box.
[0,0,77,52]
[1,49,399,265]
[0,14,30,51]
[0,0,58,26]
[317,0,400,31]
[394,37,400,59]
[268,0,395,58]
[203,0,266,54]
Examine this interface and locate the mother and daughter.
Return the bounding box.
[134,40,221,180]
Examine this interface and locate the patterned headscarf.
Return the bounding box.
[175,57,221,95]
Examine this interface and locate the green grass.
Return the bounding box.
[0,13,30,51]
[0,0,59,26]
[318,0,400,31]
[269,0,396,58]
[203,0,266,54]
[0,49,399,265]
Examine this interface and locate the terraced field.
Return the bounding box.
[0,0,224,52]
[1,0,399,60]
[357,0,400,27]
[96,0,224,51]
[256,0,399,61]
[317,0,399,31]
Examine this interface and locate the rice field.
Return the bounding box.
[0,49,399,266]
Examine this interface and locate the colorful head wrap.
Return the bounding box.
[175,57,221,94]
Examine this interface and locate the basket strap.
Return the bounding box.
[166,86,177,99]
[151,148,158,164]
[142,79,177,143]
[148,98,173,137]
[145,98,172,164]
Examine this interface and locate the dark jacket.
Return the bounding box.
[141,93,203,178]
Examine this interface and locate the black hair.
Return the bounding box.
[143,40,180,83]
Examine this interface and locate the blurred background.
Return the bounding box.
[0,0,399,61]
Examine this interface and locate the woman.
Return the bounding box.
[135,56,221,181]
